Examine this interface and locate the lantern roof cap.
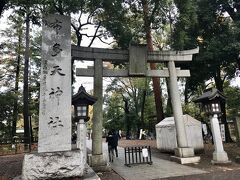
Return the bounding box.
[72,85,97,105]
[193,88,226,103]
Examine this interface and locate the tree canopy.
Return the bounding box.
[0,0,240,141]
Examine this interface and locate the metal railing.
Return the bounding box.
[0,137,38,155]
[124,146,153,167]
[0,137,38,145]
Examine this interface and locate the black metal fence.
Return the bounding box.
[0,137,38,155]
[124,146,153,167]
[0,137,38,145]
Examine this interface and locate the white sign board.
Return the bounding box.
[142,148,149,158]
[202,124,208,135]
[220,124,225,142]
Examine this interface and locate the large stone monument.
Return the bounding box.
[22,14,84,179]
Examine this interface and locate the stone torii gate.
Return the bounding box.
[22,14,198,179]
[72,44,200,166]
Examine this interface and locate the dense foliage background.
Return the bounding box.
[0,0,240,142]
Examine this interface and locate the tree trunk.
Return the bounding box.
[165,78,172,116]
[140,79,147,130]
[12,31,22,139]
[124,98,131,139]
[23,11,30,148]
[220,100,232,142]
[12,53,21,139]
[184,79,189,104]
[142,0,164,122]
[214,69,233,143]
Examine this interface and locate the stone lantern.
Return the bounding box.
[194,88,230,164]
[72,85,97,164]
[72,85,97,121]
[194,88,225,117]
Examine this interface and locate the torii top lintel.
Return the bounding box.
[72,44,199,77]
[71,44,199,62]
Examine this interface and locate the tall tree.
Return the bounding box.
[216,1,240,72]
[0,12,26,139]
[9,0,41,147]
[225,84,240,121]
[11,14,25,138]
[172,0,199,104]
[141,0,165,122]
[197,0,239,142]
[0,0,9,17]
[173,0,240,142]
[23,6,30,147]
[217,0,240,22]
[0,92,15,139]
[98,0,170,122]
[105,77,156,135]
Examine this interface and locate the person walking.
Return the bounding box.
[113,130,119,157]
[106,130,115,162]
[106,129,119,162]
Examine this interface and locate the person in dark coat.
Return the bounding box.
[112,130,119,157]
[106,129,119,157]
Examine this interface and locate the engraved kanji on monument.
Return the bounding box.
[38,14,71,153]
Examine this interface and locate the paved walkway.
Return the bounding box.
[86,140,207,180]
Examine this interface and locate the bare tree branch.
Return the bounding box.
[88,22,102,47]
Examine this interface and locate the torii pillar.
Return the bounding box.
[168,61,199,164]
[91,59,108,170]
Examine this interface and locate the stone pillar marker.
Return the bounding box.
[211,114,230,164]
[21,14,84,180]
[38,14,72,153]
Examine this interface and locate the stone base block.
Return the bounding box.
[83,164,101,180]
[88,154,111,172]
[212,151,229,163]
[14,164,100,180]
[211,160,231,165]
[174,147,194,158]
[22,150,84,180]
[235,156,240,164]
[170,156,200,164]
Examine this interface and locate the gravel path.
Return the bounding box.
[0,154,24,180]
[1,140,240,180]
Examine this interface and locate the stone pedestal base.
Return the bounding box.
[170,156,200,164]
[88,154,111,172]
[236,156,240,164]
[174,147,194,158]
[15,164,100,180]
[171,147,200,164]
[212,151,231,164]
[22,150,84,180]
